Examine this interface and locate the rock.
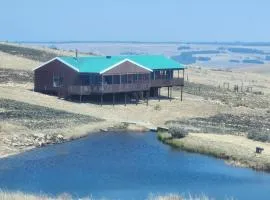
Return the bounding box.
[33,133,45,139]
[3,138,12,145]
[45,134,52,141]
[34,140,45,147]
[37,141,44,147]
[34,138,40,143]
[56,134,64,141]
[11,142,20,147]
[25,142,34,146]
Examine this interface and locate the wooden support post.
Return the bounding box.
[79,85,82,102]
[168,87,170,99]
[147,91,149,106]
[113,93,115,106]
[170,87,172,101]
[158,88,160,102]
[125,93,127,106]
[183,69,185,79]
[180,86,183,101]
[136,92,138,105]
[101,94,103,106]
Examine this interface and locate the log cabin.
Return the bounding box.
[33,55,185,105]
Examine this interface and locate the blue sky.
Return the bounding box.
[1,0,270,42]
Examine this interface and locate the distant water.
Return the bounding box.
[1,132,270,200]
[23,42,270,69]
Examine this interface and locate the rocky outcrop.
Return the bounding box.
[4,133,65,149]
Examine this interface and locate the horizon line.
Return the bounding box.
[2,40,270,46]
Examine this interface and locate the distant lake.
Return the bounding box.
[1,132,270,200]
[24,42,270,69]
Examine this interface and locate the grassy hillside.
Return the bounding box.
[0,43,61,62]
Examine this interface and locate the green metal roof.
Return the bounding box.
[58,55,184,73]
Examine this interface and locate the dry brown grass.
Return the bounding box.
[0,51,40,70]
[186,66,270,94]
[160,132,270,171]
[0,42,91,70]
[0,85,229,125]
[236,63,270,75]
[0,122,35,158]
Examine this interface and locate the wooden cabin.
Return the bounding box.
[33,55,185,104]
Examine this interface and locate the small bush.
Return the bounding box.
[169,125,189,138]
[252,91,264,95]
[154,104,161,111]
[247,129,270,142]
[115,122,129,129]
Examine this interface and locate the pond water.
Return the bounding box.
[0,132,270,200]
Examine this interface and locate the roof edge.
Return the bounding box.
[99,58,153,74]
[33,57,79,72]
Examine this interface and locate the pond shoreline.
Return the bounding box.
[0,121,151,159]
[3,121,270,174]
[157,132,270,172]
[1,130,270,200]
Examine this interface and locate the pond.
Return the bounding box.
[0,132,270,200]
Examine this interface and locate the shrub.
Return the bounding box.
[247,129,270,142]
[253,91,264,95]
[168,125,189,138]
[154,104,161,111]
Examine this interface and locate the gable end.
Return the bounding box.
[100,59,152,75]
[33,57,79,72]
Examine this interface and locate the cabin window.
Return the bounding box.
[151,71,155,80]
[113,75,120,84]
[104,76,112,84]
[127,74,134,83]
[121,75,127,84]
[91,74,101,84]
[53,74,63,87]
[79,74,90,85]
